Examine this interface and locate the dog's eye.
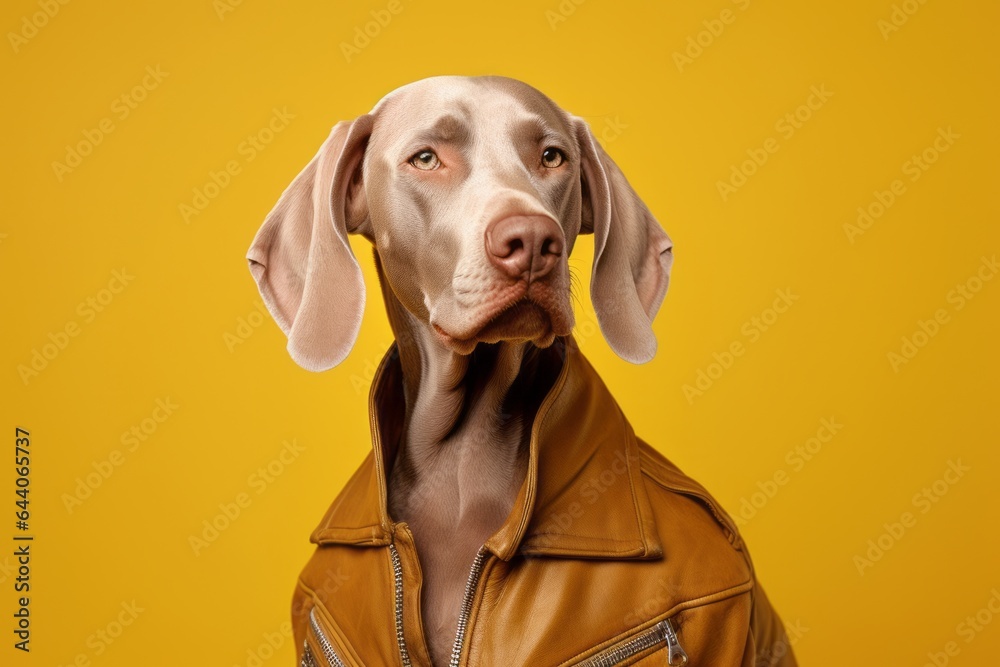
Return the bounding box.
[541,147,566,169]
[409,150,441,170]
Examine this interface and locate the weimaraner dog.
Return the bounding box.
[248,76,673,665]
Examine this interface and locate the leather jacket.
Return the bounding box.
[292,337,797,666]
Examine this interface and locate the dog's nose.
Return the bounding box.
[485,215,563,281]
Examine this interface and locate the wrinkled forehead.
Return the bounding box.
[368,76,575,156]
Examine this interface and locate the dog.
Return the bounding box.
[248,76,795,667]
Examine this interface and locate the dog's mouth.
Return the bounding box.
[479,297,552,339]
[434,294,571,354]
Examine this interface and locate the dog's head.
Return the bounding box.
[248,76,672,370]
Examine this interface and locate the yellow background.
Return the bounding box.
[2,0,998,664]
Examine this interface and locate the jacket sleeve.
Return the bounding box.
[745,579,798,666]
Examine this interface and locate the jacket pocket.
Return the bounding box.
[301,606,348,667]
[573,617,688,667]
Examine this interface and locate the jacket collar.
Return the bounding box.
[310,336,663,561]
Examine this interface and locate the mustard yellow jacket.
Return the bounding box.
[292,338,797,666]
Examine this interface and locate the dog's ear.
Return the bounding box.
[574,117,673,364]
[247,116,373,371]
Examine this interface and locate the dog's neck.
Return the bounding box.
[373,256,563,664]
[396,319,527,464]
[372,252,560,511]
[380,281,542,525]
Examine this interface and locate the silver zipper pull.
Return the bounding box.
[662,618,688,666]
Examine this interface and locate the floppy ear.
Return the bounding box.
[574,117,674,364]
[247,116,373,371]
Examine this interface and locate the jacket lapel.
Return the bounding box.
[310,336,662,562]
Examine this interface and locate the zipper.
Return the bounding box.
[389,539,490,667]
[663,618,688,666]
[305,608,347,667]
[310,542,686,667]
[300,642,319,667]
[448,547,489,667]
[576,617,688,667]
[388,543,413,667]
